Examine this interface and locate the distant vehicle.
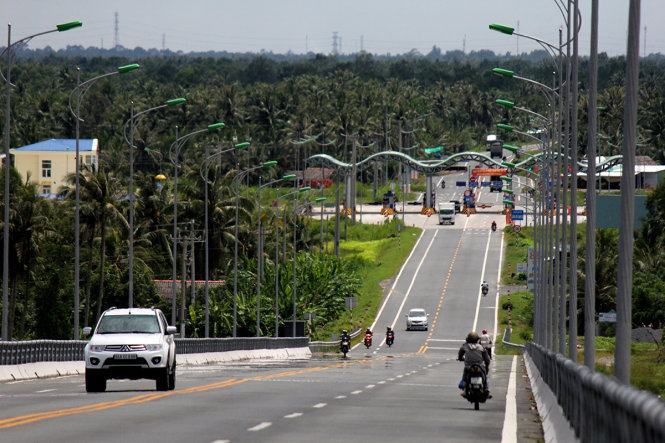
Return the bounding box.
[489,175,503,192]
[83,307,177,393]
[405,309,429,331]
[486,135,503,159]
[438,202,456,225]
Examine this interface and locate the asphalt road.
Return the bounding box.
[0,171,515,443]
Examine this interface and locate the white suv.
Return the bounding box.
[83,307,177,393]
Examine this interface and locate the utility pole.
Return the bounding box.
[616,0,641,385]
[113,12,119,48]
[162,34,166,51]
[462,35,466,54]
[360,35,364,52]
[305,34,308,53]
[569,0,580,360]
[643,26,647,57]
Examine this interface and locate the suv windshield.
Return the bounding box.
[409,310,426,317]
[96,315,161,334]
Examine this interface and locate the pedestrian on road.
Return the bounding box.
[480,329,493,359]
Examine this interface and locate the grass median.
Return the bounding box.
[313,221,421,342]
[496,290,533,356]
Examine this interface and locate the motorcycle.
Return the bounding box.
[340,339,350,358]
[386,333,395,347]
[364,334,373,349]
[462,363,489,410]
[481,285,489,296]
[441,181,446,189]
[491,223,497,232]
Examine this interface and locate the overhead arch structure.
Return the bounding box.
[307,150,623,175]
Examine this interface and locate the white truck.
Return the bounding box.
[438,202,456,225]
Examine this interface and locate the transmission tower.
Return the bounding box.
[332,31,339,55]
[113,12,119,48]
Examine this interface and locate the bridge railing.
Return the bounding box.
[527,342,665,443]
[309,328,362,353]
[0,337,310,365]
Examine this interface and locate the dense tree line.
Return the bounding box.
[0,53,664,339]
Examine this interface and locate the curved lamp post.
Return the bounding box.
[230,159,276,336]
[68,63,139,337]
[199,141,250,337]
[168,122,225,335]
[123,97,185,309]
[2,20,82,341]
[287,187,311,337]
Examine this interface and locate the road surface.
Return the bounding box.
[0,172,522,443]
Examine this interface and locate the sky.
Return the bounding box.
[2,1,664,56]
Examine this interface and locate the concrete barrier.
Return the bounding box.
[0,347,311,382]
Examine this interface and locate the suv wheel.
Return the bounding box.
[156,367,170,391]
[168,360,176,391]
[85,371,106,393]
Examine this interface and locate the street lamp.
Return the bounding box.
[289,187,311,337]
[123,97,185,310]
[199,141,249,337]
[169,122,225,336]
[255,173,296,337]
[1,20,82,341]
[231,159,276,337]
[68,63,140,338]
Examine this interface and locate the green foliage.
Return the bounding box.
[501,226,533,285]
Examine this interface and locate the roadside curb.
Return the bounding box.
[523,351,578,443]
[0,347,312,382]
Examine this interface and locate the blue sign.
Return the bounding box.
[491,181,503,188]
[511,209,524,221]
[481,182,490,187]
[456,181,467,187]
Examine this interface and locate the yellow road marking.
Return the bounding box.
[0,363,355,430]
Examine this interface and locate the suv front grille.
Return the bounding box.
[104,344,147,352]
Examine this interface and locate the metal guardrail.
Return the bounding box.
[502,328,525,350]
[309,328,362,353]
[527,342,665,443]
[0,337,310,366]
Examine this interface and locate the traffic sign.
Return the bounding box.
[512,224,521,232]
[511,209,524,220]
[599,311,617,323]
[517,263,527,273]
[481,182,490,187]
[456,181,467,187]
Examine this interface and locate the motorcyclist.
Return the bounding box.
[479,329,493,359]
[458,331,491,397]
[340,329,351,344]
[491,220,497,231]
[386,326,395,344]
[481,280,489,295]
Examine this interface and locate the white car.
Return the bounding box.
[83,307,177,393]
[405,309,429,331]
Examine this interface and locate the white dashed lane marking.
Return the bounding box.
[36,389,56,393]
[247,422,272,432]
[335,395,347,399]
[284,412,303,418]
[351,390,362,395]
[312,403,327,409]
[365,384,375,389]
[378,381,386,385]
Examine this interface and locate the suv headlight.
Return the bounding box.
[145,344,163,351]
[89,345,105,352]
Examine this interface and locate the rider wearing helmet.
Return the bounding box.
[340,329,351,343]
[479,329,493,359]
[386,326,395,344]
[458,331,491,396]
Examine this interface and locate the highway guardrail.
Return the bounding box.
[0,337,309,366]
[527,342,665,443]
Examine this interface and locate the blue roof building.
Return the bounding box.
[10,138,99,196]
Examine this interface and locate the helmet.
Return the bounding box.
[466,331,480,343]
[342,329,348,334]
[482,329,488,334]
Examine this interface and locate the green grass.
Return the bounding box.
[313,223,421,341]
[496,291,533,355]
[575,337,665,398]
[249,182,418,206]
[501,226,533,286]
